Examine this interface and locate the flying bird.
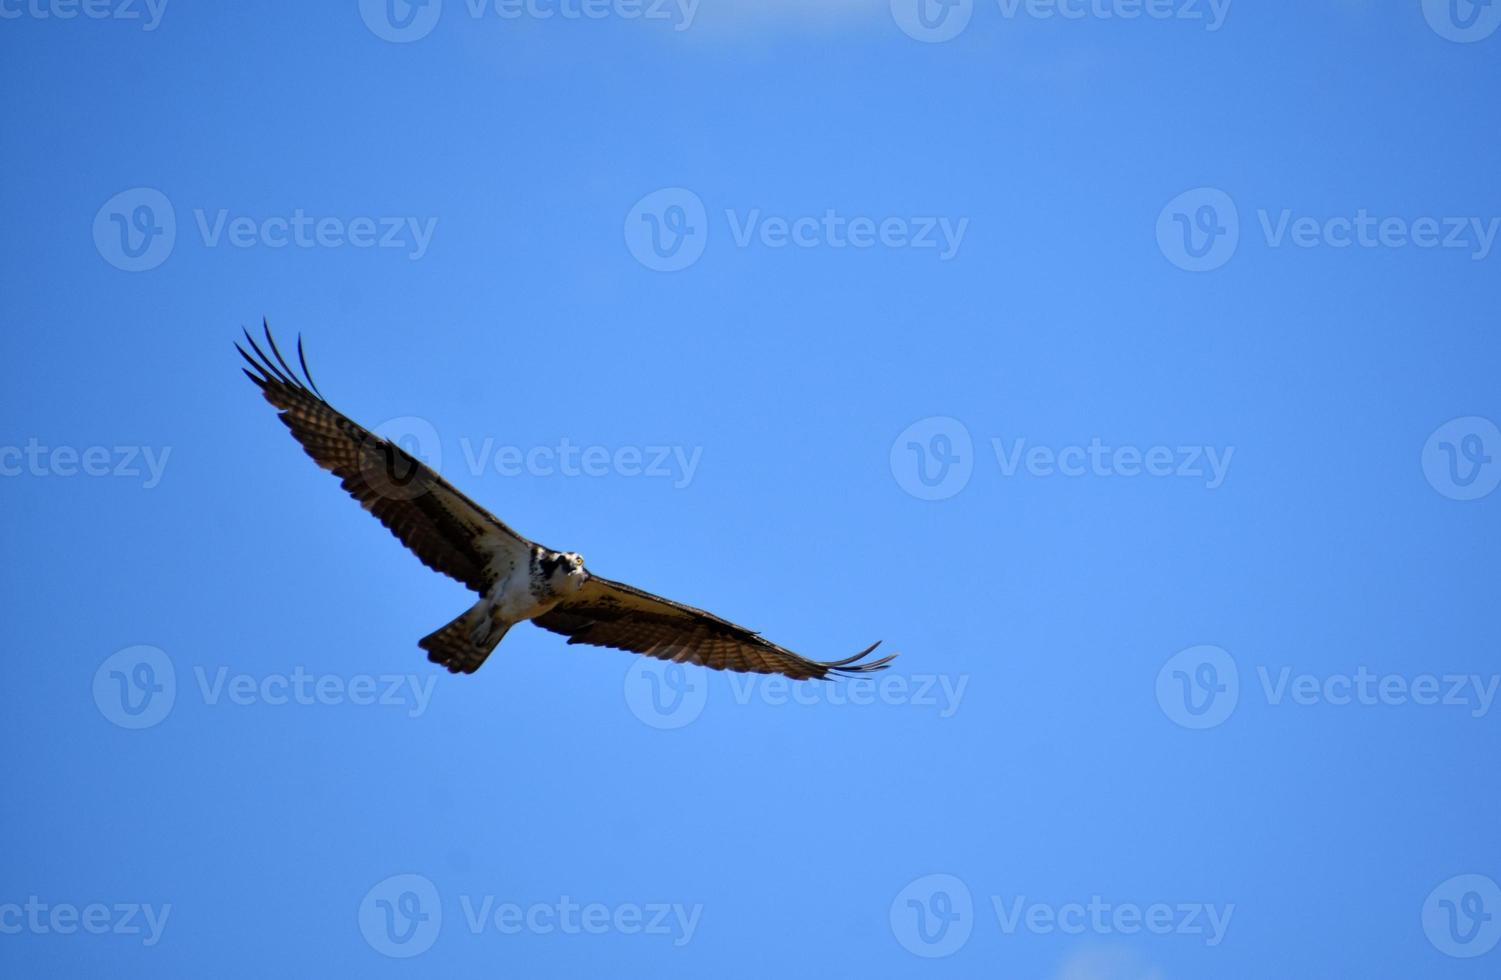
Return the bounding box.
[237,323,894,681]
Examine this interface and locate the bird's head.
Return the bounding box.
[541,550,588,594]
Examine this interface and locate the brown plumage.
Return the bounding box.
[239,322,896,681]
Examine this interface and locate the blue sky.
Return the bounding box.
[3,1,1500,977]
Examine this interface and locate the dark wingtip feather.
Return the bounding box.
[820,641,896,678]
[237,321,326,402]
[262,321,301,386]
[242,327,294,388]
[296,334,325,399]
[236,339,275,385]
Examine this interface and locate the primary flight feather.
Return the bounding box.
[237,323,894,681]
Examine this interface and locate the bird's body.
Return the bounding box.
[424,545,587,673]
[237,323,894,681]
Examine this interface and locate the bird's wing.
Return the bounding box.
[531,575,894,680]
[238,322,532,594]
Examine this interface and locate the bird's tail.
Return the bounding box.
[420,603,508,675]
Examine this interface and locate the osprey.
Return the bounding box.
[237,324,894,681]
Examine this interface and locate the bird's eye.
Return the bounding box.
[573,554,584,567]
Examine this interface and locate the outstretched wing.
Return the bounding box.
[531,576,895,680]
[238,322,531,594]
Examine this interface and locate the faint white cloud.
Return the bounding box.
[1056,948,1167,980]
[688,0,886,34]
